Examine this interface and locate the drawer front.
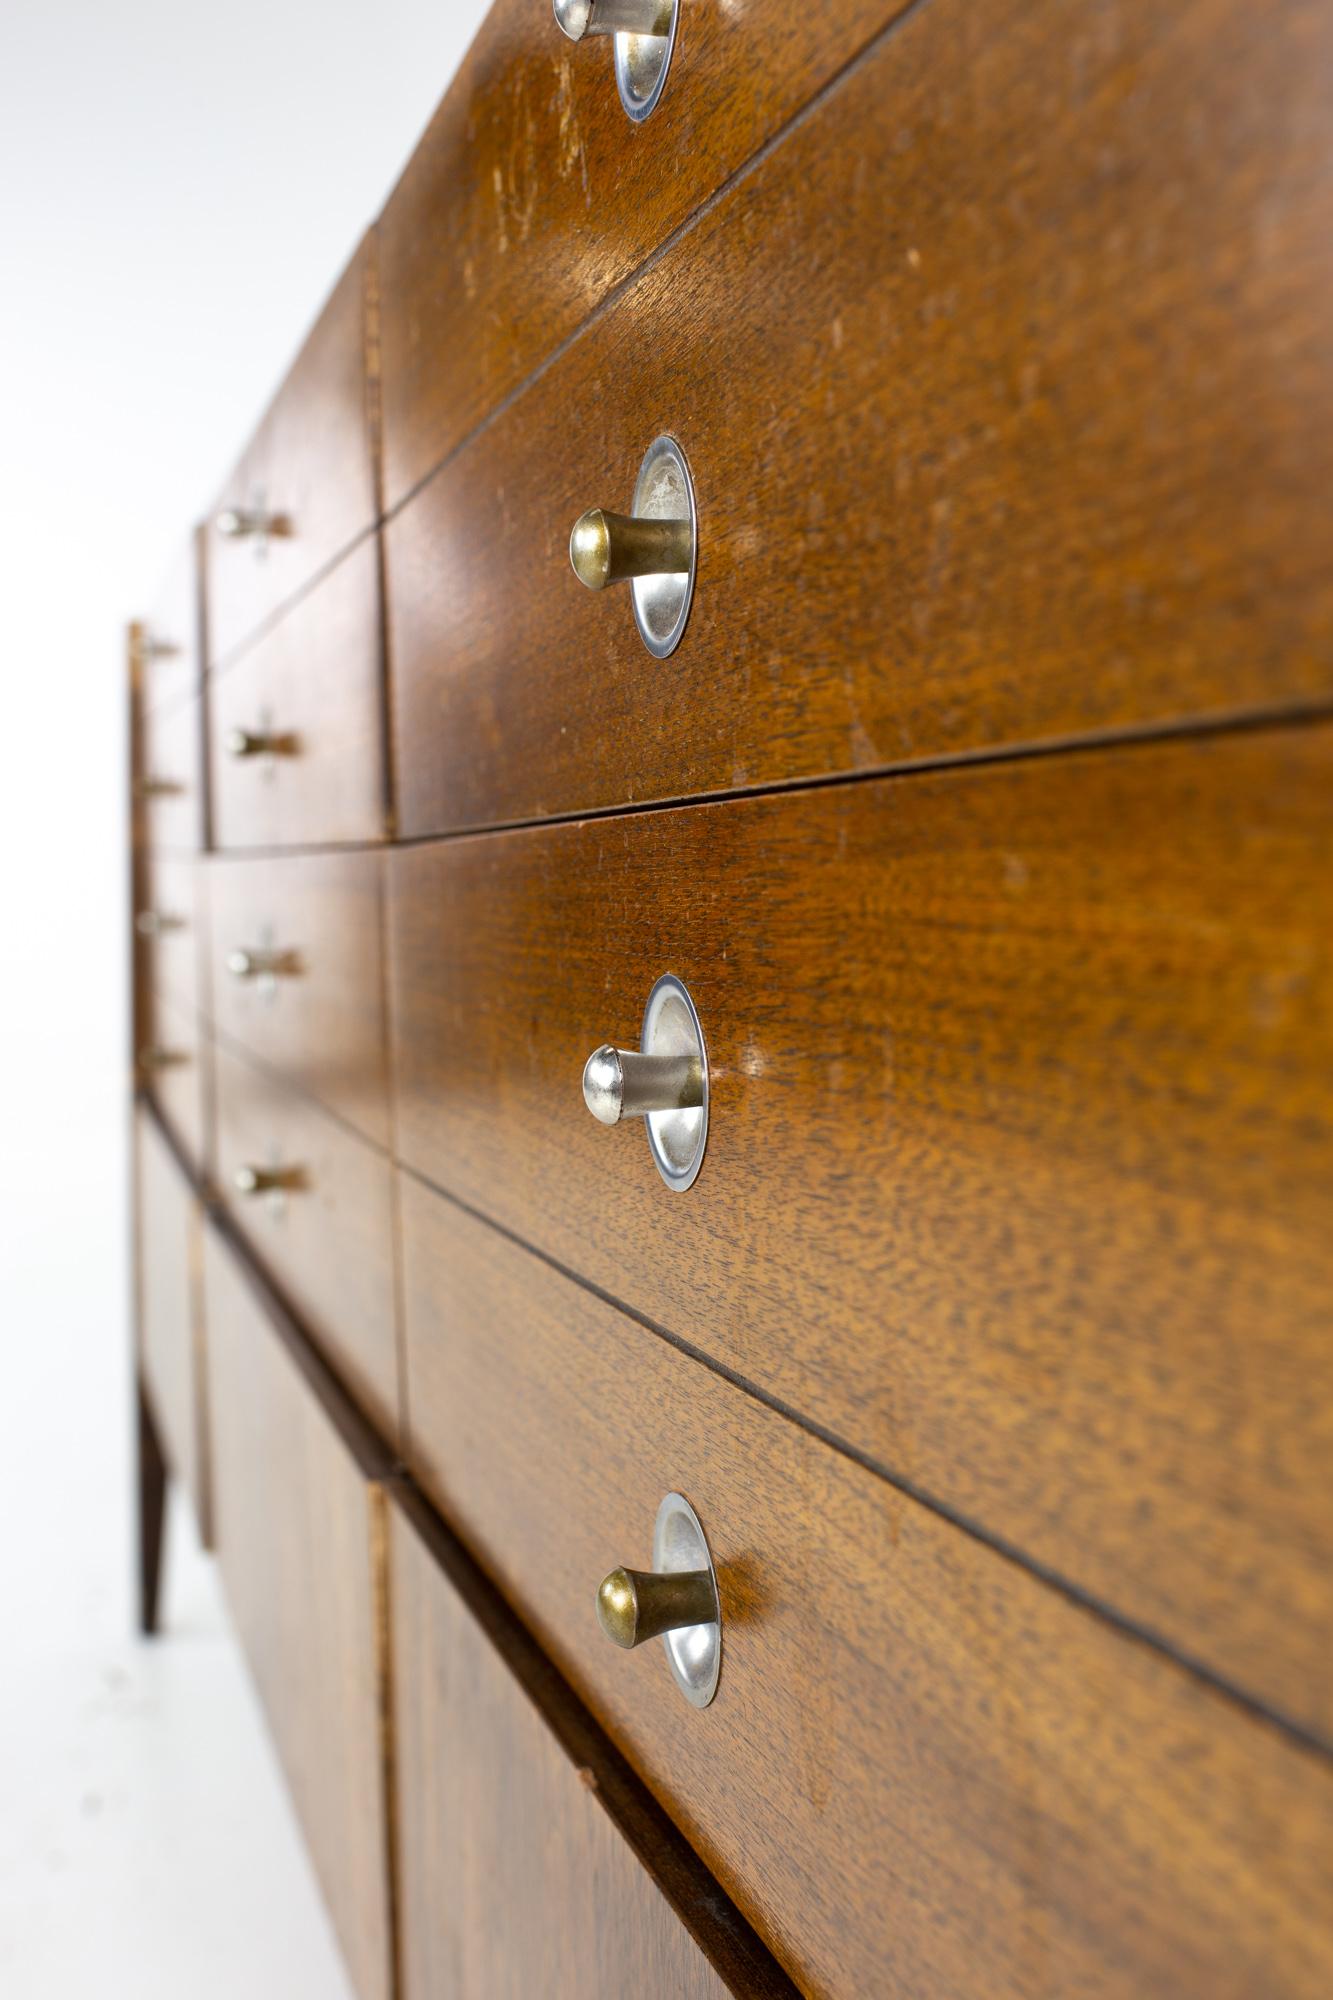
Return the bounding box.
[141,991,209,1174]
[392,1500,781,2000]
[388,0,1333,839]
[388,727,1333,1737]
[138,853,202,1016]
[213,1040,398,1440]
[140,695,204,853]
[208,539,385,850]
[136,1111,207,1533]
[140,534,202,716]
[208,851,389,1147]
[378,0,913,509]
[399,1183,1333,2000]
[206,236,378,668]
[203,1224,393,2000]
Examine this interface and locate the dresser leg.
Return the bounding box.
[138,1378,168,1636]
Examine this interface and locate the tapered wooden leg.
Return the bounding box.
[138,1378,168,1636]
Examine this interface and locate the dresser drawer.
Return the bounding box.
[213,1040,398,1439]
[208,539,386,850]
[203,1222,393,2000]
[136,1110,208,1535]
[379,0,914,509]
[392,1494,795,2000]
[389,726,1333,1737]
[206,236,378,668]
[208,851,388,1147]
[138,695,204,852]
[137,853,203,1016]
[139,533,202,716]
[388,0,1333,839]
[399,1183,1333,2000]
[140,991,209,1175]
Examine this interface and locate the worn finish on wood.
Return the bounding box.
[141,532,204,718]
[140,694,204,853]
[388,0,1333,838]
[378,0,913,510]
[203,1223,394,2000]
[212,1039,399,1442]
[207,850,390,1147]
[136,1110,210,1538]
[137,1375,167,1638]
[388,728,1333,1740]
[398,1181,1333,2000]
[209,538,387,849]
[206,236,378,668]
[142,990,210,1175]
[392,1498,787,2000]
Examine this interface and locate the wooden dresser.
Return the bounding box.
[129,2,1333,1993]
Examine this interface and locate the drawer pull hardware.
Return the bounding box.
[138,1046,188,1071]
[134,776,184,800]
[597,1493,721,1707]
[553,0,678,122]
[233,1164,293,1195]
[226,945,298,983]
[583,972,708,1190]
[225,725,297,761]
[140,632,180,662]
[216,505,292,546]
[135,910,185,938]
[568,435,696,658]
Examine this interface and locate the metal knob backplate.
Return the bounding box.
[570,435,696,659]
[583,973,708,1191]
[553,0,679,123]
[596,1492,721,1708]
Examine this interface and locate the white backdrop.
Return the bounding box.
[0,2,489,1990]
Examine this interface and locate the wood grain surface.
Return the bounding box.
[141,531,203,717]
[392,1500,780,1999]
[212,1039,399,1442]
[208,537,388,849]
[377,0,914,509]
[203,1221,394,2000]
[136,1109,209,1537]
[142,990,210,1175]
[387,0,1333,838]
[140,694,204,853]
[206,235,378,668]
[207,850,390,1147]
[398,1179,1333,2000]
[388,725,1333,1739]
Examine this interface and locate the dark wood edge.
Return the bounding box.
[388,1476,802,1999]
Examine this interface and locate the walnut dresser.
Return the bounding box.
[127,3,1333,1995]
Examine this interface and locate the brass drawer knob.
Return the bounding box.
[597,1568,717,1647]
[216,505,292,545]
[232,1163,294,1196]
[597,1493,721,1708]
[569,435,696,657]
[226,945,297,983]
[583,974,708,1190]
[135,910,185,938]
[553,0,679,122]
[225,725,296,761]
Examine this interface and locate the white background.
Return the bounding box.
[0,1,489,1990]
